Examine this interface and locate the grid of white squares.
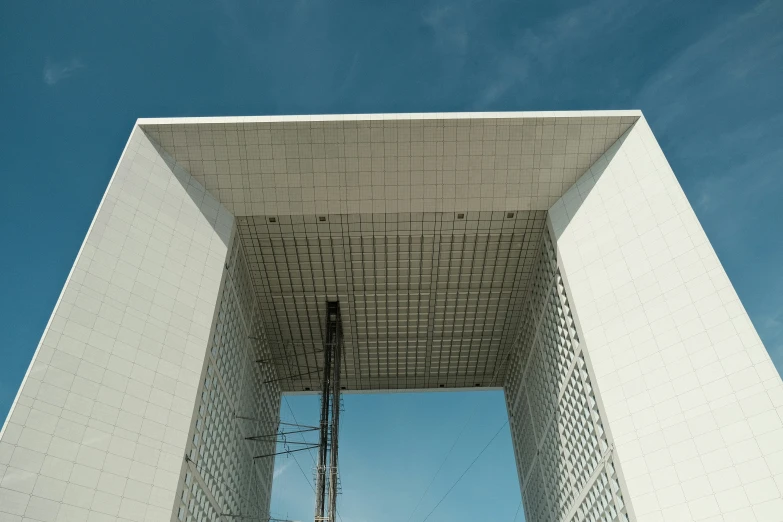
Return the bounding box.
[0,128,235,521]
[141,114,636,217]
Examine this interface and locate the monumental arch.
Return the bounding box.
[1,111,782,522]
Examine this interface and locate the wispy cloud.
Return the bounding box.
[636,0,783,135]
[337,51,361,96]
[761,308,783,375]
[476,0,647,106]
[274,460,293,479]
[633,1,783,224]
[419,0,647,108]
[421,3,470,53]
[43,58,84,85]
[764,313,783,331]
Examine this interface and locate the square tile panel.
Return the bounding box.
[141,112,637,216]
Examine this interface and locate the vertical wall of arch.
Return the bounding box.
[504,230,632,522]
[0,127,254,521]
[510,117,783,522]
[172,231,281,521]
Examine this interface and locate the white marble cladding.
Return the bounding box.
[0,127,234,521]
[140,112,638,217]
[550,117,783,521]
[174,232,281,522]
[505,230,630,522]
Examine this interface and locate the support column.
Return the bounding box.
[0,126,237,521]
[549,117,783,521]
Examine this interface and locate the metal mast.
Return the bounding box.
[327,303,342,522]
[314,301,342,522]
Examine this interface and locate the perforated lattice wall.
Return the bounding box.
[174,231,281,522]
[505,230,631,522]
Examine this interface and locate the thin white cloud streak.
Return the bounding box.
[762,312,783,352]
[632,1,783,220]
[756,304,783,377]
[421,3,470,53]
[473,0,644,106]
[274,460,293,479]
[420,0,645,108]
[635,0,783,135]
[43,58,84,85]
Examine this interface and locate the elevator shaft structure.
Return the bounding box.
[314,301,342,522]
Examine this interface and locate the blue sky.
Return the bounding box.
[1,0,782,520]
[274,392,519,522]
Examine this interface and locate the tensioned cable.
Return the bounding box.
[245,396,320,522]
[284,397,318,466]
[282,396,344,522]
[282,397,317,490]
[419,419,509,522]
[511,499,522,521]
[404,404,480,522]
[408,248,523,522]
[407,220,526,522]
[287,452,316,494]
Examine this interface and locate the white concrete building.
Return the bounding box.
[1,111,781,522]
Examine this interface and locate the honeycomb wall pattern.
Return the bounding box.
[505,230,630,522]
[174,232,281,522]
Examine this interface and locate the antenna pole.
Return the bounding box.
[314,301,341,521]
[327,302,342,522]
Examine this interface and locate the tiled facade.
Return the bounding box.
[505,230,630,522]
[141,113,636,217]
[0,129,234,521]
[175,234,280,522]
[1,112,780,522]
[549,118,783,521]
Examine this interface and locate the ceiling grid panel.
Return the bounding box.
[140,112,639,391]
